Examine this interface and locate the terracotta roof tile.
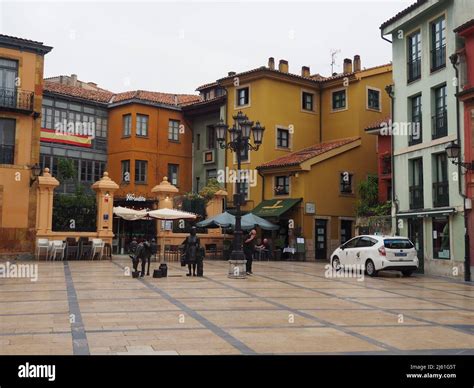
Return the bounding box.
[365,116,391,131]
[258,137,360,170]
[380,0,428,31]
[111,90,200,106]
[454,19,474,33]
[43,81,114,103]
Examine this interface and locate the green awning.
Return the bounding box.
[252,198,302,218]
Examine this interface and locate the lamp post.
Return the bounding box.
[445,140,473,282]
[29,163,41,186]
[215,111,264,278]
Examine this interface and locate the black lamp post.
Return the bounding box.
[215,111,264,278]
[29,163,42,186]
[446,141,474,170]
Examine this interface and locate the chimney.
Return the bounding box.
[301,66,310,78]
[278,59,289,73]
[228,71,236,77]
[343,59,352,74]
[268,57,275,70]
[353,55,361,72]
[70,74,78,86]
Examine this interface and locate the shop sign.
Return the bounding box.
[126,194,146,202]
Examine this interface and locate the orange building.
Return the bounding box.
[0,35,52,257]
[107,91,199,240]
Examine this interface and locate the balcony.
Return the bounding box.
[432,110,448,140]
[408,119,423,146]
[0,144,14,164]
[409,185,424,209]
[0,87,34,113]
[407,58,421,83]
[431,45,446,72]
[433,181,449,207]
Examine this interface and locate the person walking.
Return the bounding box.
[182,227,201,277]
[132,240,151,277]
[244,229,257,275]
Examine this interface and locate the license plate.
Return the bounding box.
[394,252,407,257]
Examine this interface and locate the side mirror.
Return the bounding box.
[340,246,345,251]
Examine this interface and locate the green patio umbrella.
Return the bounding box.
[196,211,279,231]
[242,213,279,230]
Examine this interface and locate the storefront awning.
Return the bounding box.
[252,198,302,218]
[397,207,456,218]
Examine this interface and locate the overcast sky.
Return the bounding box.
[1,1,411,94]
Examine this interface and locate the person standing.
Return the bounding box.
[244,229,257,275]
[182,227,201,277]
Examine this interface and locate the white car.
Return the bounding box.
[330,235,419,277]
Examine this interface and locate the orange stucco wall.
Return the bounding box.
[107,103,192,199]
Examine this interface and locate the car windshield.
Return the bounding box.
[384,239,414,249]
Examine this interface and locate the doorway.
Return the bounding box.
[315,219,328,261]
[408,218,424,273]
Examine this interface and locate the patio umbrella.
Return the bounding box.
[113,206,148,221]
[147,208,197,220]
[196,211,278,231]
[243,213,279,230]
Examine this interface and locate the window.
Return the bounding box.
[433,153,449,207]
[433,85,447,139]
[135,160,147,183]
[332,90,346,110]
[206,125,216,149]
[196,133,200,151]
[123,114,131,137]
[136,114,148,137]
[302,91,314,111]
[356,236,378,248]
[433,216,450,259]
[0,118,15,164]
[168,164,179,186]
[276,128,290,148]
[431,16,446,72]
[384,239,414,249]
[236,181,249,200]
[121,160,130,183]
[342,237,360,249]
[367,88,380,110]
[409,158,424,209]
[275,176,290,196]
[407,31,421,82]
[340,172,353,194]
[80,160,94,183]
[340,220,353,244]
[0,58,18,109]
[206,169,217,183]
[236,87,249,107]
[240,146,249,162]
[409,94,422,145]
[168,120,180,141]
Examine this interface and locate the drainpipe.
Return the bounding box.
[319,87,323,143]
[450,53,471,282]
[258,169,265,202]
[381,28,398,236]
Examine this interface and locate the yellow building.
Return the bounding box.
[217,57,392,260]
[0,35,52,257]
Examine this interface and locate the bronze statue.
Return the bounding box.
[182,227,202,277]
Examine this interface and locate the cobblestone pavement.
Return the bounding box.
[0,257,473,355]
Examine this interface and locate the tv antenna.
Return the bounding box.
[330,49,341,75]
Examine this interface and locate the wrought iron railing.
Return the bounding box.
[433,181,449,207]
[432,110,448,139]
[0,87,34,112]
[409,185,424,209]
[407,58,421,82]
[0,144,14,164]
[431,45,446,72]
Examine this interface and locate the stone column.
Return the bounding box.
[36,168,59,235]
[92,172,119,244]
[206,189,227,236]
[151,176,179,260]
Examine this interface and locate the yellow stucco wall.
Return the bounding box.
[0,46,46,253]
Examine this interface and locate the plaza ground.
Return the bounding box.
[0,257,473,355]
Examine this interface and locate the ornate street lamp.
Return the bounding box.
[29,163,42,186]
[445,141,474,170]
[216,111,265,278]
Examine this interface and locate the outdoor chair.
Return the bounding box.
[35,238,49,260]
[77,237,93,260]
[65,237,78,260]
[91,238,105,260]
[164,245,180,262]
[49,240,66,261]
[205,244,221,260]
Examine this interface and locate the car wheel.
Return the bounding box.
[332,257,341,270]
[365,259,377,277]
[402,270,413,277]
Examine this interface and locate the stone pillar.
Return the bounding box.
[92,172,119,244]
[36,168,59,235]
[151,176,179,260]
[206,189,227,236]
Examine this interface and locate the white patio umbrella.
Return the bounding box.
[147,208,197,220]
[113,206,148,221]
